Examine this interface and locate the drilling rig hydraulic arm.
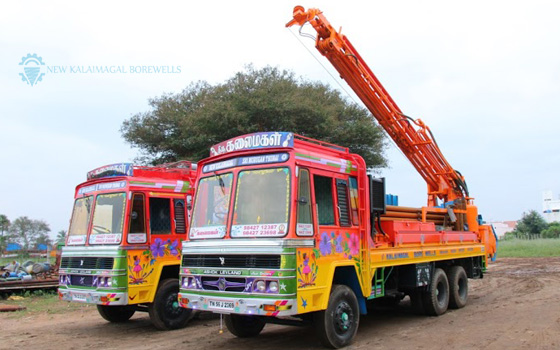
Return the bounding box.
[287,6,469,207]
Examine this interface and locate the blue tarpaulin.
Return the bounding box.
[6,243,22,251]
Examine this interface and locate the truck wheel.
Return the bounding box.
[97,305,135,322]
[148,278,193,330]
[448,266,468,309]
[314,284,360,349]
[225,314,266,337]
[422,268,449,316]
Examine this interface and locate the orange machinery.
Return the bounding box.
[287,6,496,259]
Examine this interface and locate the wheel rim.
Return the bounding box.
[165,292,184,318]
[334,301,354,334]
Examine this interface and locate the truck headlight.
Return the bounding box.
[256,280,266,292]
[269,281,279,293]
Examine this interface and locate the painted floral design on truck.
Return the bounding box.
[128,238,181,285]
[297,232,361,288]
[319,231,360,258]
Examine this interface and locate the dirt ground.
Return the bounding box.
[1,257,559,350]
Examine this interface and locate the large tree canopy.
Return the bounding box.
[121,66,387,168]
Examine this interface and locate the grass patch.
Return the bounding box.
[0,290,92,319]
[498,238,560,258]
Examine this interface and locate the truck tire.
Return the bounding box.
[422,268,449,316]
[314,284,360,349]
[97,305,135,322]
[225,314,266,337]
[448,266,468,309]
[148,278,193,330]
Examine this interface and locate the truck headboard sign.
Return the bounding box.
[78,181,127,195]
[209,132,294,156]
[202,153,289,173]
[87,163,133,180]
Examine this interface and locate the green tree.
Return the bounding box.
[511,210,548,238]
[542,222,560,239]
[35,232,52,248]
[56,230,67,245]
[0,236,5,254]
[121,66,387,168]
[0,214,9,253]
[0,214,9,235]
[8,217,51,254]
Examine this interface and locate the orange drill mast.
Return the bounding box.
[287,6,469,208]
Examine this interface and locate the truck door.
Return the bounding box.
[148,196,188,255]
[312,172,361,260]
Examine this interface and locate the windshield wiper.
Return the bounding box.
[214,172,226,195]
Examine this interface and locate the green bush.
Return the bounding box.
[542,223,560,239]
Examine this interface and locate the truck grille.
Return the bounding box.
[60,257,114,270]
[182,254,281,269]
[69,275,94,287]
[201,276,247,292]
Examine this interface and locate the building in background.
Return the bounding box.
[543,191,560,223]
[490,221,517,239]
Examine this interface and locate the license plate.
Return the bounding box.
[209,299,234,310]
[72,292,87,302]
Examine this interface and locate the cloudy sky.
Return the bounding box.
[1,0,559,237]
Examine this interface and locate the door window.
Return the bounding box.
[296,168,313,236]
[314,175,335,225]
[149,197,171,234]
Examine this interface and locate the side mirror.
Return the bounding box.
[187,196,192,211]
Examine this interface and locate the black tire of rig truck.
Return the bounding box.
[448,265,468,309]
[422,267,450,316]
[148,278,193,330]
[225,314,266,337]
[314,284,360,349]
[97,305,136,323]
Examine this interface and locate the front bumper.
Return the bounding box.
[58,287,128,306]
[178,292,296,317]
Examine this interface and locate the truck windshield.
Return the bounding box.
[67,196,92,245]
[190,173,233,239]
[231,168,290,237]
[89,192,126,244]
